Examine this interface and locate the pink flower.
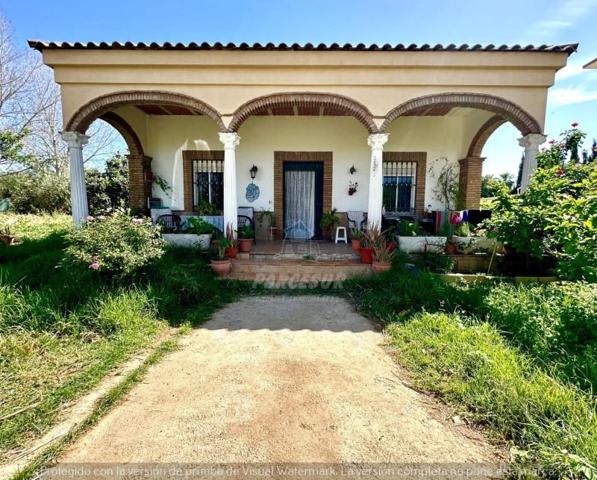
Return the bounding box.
[449,212,462,225]
[548,139,555,145]
[132,218,144,225]
[89,261,100,270]
[86,215,95,222]
[571,122,579,128]
[555,168,565,177]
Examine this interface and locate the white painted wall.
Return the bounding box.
[143,111,492,212]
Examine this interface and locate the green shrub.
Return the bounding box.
[485,136,596,281]
[0,173,70,214]
[85,154,129,215]
[398,219,421,236]
[66,212,165,277]
[185,217,215,235]
[482,282,597,389]
[390,312,597,478]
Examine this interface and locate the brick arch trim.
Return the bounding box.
[380,93,542,135]
[467,115,507,158]
[229,92,378,133]
[66,90,225,133]
[98,111,144,157]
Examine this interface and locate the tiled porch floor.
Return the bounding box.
[250,240,358,260]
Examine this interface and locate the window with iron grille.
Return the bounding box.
[382,161,417,213]
[193,159,224,211]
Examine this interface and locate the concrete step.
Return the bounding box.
[224,259,371,287]
[230,259,370,275]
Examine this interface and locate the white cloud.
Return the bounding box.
[548,85,597,106]
[527,0,596,40]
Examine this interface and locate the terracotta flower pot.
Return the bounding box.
[210,258,232,277]
[351,239,361,251]
[225,246,238,259]
[372,261,392,273]
[445,242,458,254]
[359,247,373,264]
[238,238,254,253]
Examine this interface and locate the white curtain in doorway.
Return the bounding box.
[285,170,315,239]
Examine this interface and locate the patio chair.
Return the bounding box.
[156,214,181,233]
[347,211,367,232]
[238,206,256,243]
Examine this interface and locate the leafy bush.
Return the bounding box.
[486,161,596,281]
[390,312,597,478]
[185,217,215,235]
[398,219,421,236]
[0,173,70,214]
[482,282,597,389]
[66,212,164,277]
[85,154,129,215]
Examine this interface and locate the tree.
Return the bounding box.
[0,13,124,177]
[481,173,513,197]
[86,154,129,215]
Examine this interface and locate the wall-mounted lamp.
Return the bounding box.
[349,165,357,175]
[250,165,258,180]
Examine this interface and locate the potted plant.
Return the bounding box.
[444,211,462,254]
[238,224,254,252]
[360,227,384,264]
[350,227,364,250]
[320,208,340,241]
[185,217,215,249]
[372,239,394,273]
[0,223,16,246]
[224,223,238,259]
[210,237,232,276]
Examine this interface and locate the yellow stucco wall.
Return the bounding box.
[137,112,492,212]
[41,49,568,131]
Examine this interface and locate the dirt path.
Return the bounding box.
[58,296,500,465]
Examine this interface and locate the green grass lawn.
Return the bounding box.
[344,265,597,478]
[0,213,249,462]
[1,213,595,479]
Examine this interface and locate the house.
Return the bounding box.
[30,41,575,238]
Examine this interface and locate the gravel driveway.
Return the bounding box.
[58,296,500,467]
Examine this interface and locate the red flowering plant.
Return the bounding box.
[538,123,587,168]
[484,125,596,280]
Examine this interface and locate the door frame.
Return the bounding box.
[283,161,324,239]
[274,151,333,238]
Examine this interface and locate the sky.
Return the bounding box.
[2,0,597,176]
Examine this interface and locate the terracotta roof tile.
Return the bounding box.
[27,40,578,54]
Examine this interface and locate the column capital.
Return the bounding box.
[367,133,389,150]
[219,132,241,149]
[61,131,89,148]
[518,133,546,149]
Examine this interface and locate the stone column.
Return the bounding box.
[458,156,484,209]
[219,132,241,237]
[366,133,389,229]
[518,133,547,191]
[61,132,89,226]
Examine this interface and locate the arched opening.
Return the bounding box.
[381,93,541,135]
[65,91,225,213]
[228,92,377,236]
[229,92,378,133]
[66,90,225,133]
[380,93,543,210]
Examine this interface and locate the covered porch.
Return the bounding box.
[30,41,573,233]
